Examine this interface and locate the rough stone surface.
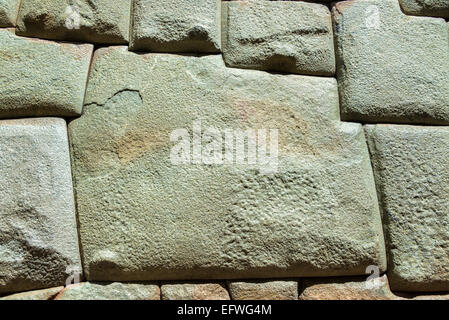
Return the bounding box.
[0,0,20,27]
[299,275,398,300]
[161,283,230,300]
[55,282,160,300]
[400,0,449,18]
[69,47,386,281]
[229,281,298,300]
[1,287,63,300]
[365,124,449,292]
[0,118,82,295]
[130,0,221,52]
[222,1,335,76]
[0,29,93,118]
[16,0,131,44]
[333,0,449,124]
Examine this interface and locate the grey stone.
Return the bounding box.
[16,0,131,44]
[130,0,221,52]
[222,1,335,76]
[0,0,20,27]
[400,0,449,18]
[1,287,63,300]
[365,124,449,292]
[0,118,82,295]
[333,0,449,124]
[229,280,298,300]
[55,282,160,300]
[69,47,386,281]
[0,29,93,118]
[161,283,230,300]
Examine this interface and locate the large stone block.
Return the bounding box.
[333,0,449,124]
[400,0,449,18]
[229,280,298,300]
[365,124,449,292]
[16,0,131,44]
[0,29,93,118]
[222,1,335,76]
[69,47,386,281]
[0,118,82,295]
[130,0,221,52]
[0,0,21,27]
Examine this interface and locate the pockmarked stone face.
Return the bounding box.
[365,124,449,292]
[130,0,221,52]
[229,281,298,300]
[16,0,131,44]
[0,0,21,27]
[222,1,335,76]
[333,0,449,124]
[161,283,230,300]
[0,118,82,295]
[70,47,386,281]
[399,0,449,18]
[0,29,93,118]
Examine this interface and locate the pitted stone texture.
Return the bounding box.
[229,281,298,300]
[16,0,131,44]
[0,118,82,295]
[55,282,160,300]
[299,275,398,300]
[0,0,20,26]
[130,0,220,52]
[1,287,63,300]
[400,0,449,18]
[333,0,449,124]
[161,283,230,300]
[222,1,335,76]
[70,47,386,281]
[0,29,93,118]
[365,124,449,292]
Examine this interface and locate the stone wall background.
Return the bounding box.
[0,0,448,300]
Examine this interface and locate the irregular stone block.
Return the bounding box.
[222,1,335,76]
[333,0,449,124]
[0,118,82,295]
[0,0,20,27]
[55,282,160,300]
[229,281,298,300]
[299,275,398,300]
[365,124,449,292]
[1,287,64,300]
[0,29,93,118]
[16,0,131,44]
[69,47,386,281]
[161,283,230,300]
[400,0,449,18]
[130,0,220,52]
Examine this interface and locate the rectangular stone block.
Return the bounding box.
[130,0,221,52]
[0,29,93,118]
[222,1,335,76]
[229,280,298,300]
[16,0,131,44]
[161,283,230,300]
[400,0,449,18]
[0,118,82,295]
[365,124,449,292]
[0,0,20,27]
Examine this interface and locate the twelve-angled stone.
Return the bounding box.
[400,0,449,18]
[0,0,21,27]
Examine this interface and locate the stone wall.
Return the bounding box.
[0,0,448,300]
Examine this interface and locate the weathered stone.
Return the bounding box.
[55,282,160,300]
[130,0,220,52]
[69,47,386,281]
[333,0,449,124]
[0,0,20,27]
[16,0,131,44]
[299,275,399,300]
[0,29,93,118]
[365,124,449,292]
[400,0,449,18]
[229,281,298,300]
[222,1,335,76]
[161,283,229,300]
[1,287,63,300]
[0,118,82,295]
